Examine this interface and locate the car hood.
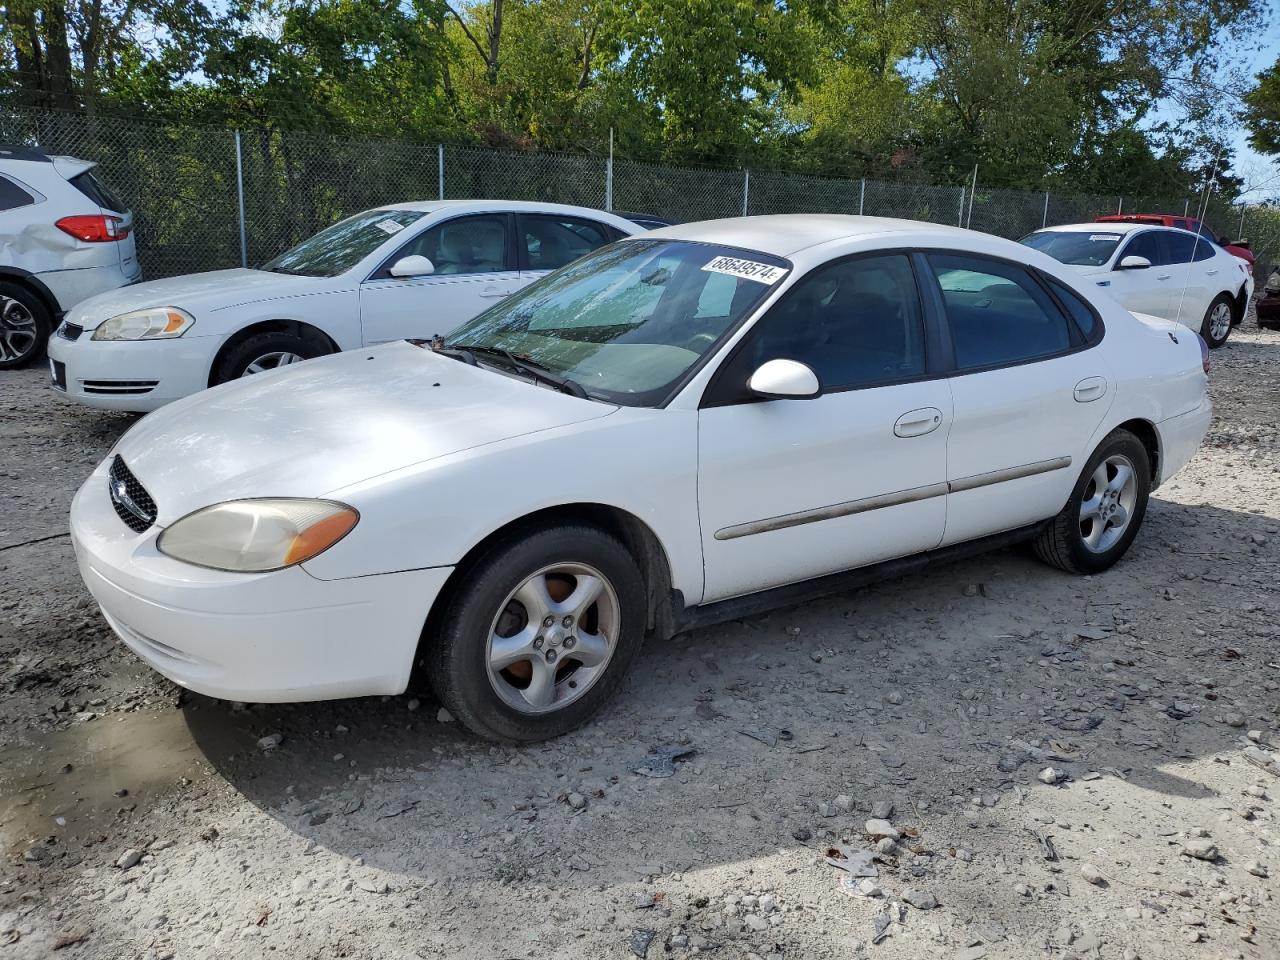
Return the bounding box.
[65,269,338,329]
[110,342,618,524]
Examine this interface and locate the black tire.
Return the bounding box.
[1032,429,1151,575]
[1199,293,1234,348]
[0,281,53,369]
[211,329,329,385]
[427,524,647,742]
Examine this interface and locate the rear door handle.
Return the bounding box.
[479,287,511,299]
[1157,274,1172,281]
[1074,376,1107,403]
[894,407,943,438]
[1206,269,1219,276]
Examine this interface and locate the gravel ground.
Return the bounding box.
[2,318,1279,960]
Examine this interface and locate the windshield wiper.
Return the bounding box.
[448,343,589,399]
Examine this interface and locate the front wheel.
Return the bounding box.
[1032,429,1151,574]
[212,330,329,385]
[427,525,647,741]
[1200,294,1234,348]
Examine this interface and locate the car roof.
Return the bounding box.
[376,199,632,220]
[1036,222,1155,236]
[635,214,982,258]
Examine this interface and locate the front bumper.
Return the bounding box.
[47,331,222,412]
[70,458,451,702]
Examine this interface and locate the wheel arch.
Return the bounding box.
[1114,417,1161,488]
[206,319,340,387]
[411,502,677,688]
[0,267,61,318]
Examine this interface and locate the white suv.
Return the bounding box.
[0,144,141,368]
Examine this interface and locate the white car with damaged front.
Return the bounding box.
[47,199,638,410]
[71,215,1211,742]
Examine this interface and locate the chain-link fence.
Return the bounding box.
[2,106,1276,281]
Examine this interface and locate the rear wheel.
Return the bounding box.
[427,524,646,741]
[1200,294,1234,348]
[0,282,52,369]
[1032,429,1151,574]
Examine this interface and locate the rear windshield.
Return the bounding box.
[70,168,125,212]
[261,209,426,277]
[1021,230,1122,267]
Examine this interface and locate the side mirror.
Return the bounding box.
[389,255,435,278]
[1117,255,1151,270]
[747,358,821,400]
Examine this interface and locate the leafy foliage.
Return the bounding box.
[0,0,1268,195]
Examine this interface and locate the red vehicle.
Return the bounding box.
[1258,268,1279,330]
[1095,214,1255,267]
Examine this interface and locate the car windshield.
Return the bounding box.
[1021,230,1122,267]
[261,209,425,277]
[445,239,790,406]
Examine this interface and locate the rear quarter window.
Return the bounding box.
[69,169,125,212]
[0,176,36,211]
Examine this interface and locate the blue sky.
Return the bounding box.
[1218,3,1280,201]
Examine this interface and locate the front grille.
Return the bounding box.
[107,456,157,533]
[58,322,84,341]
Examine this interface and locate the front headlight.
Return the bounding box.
[157,499,359,572]
[92,307,195,341]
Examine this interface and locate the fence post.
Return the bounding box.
[742,169,750,216]
[957,186,965,226]
[1042,191,1049,228]
[605,128,614,211]
[234,130,247,269]
[1184,198,1190,218]
[858,178,865,216]
[1117,197,1123,215]
[1238,204,1247,239]
[437,144,445,200]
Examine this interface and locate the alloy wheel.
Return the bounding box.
[1209,302,1232,342]
[485,562,620,715]
[0,296,38,363]
[1079,454,1138,554]
[242,351,304,375]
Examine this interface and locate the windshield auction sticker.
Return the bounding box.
[1088,234,1121,242]
[375,219,406,235]
[702,255,787,285]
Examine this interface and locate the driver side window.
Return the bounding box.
[725,254,927,395]
[395,214,509,275]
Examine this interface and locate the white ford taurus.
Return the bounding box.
[70,215,1211,741]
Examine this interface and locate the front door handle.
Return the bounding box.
[479,287,511,299]
[1074,376,1107,403]
[1206,269,1219,276]
[1157,274,1172,281]
[894,407,943,438]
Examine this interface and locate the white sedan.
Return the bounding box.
[70,215,1211,741]
[47,200,639,410]
[1021,222,1254,348]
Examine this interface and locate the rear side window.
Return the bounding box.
[1046,278,1100,340]
[1192,236,1215,262]
[0,176,36,210]
[69,168,125,212]
[928,254,1071,370]
[519,215,611,271]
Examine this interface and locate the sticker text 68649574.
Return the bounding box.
[701,255,788,285]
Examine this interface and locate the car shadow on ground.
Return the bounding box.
[175,491,1276,898]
